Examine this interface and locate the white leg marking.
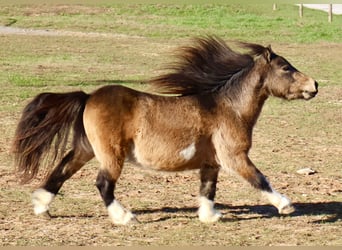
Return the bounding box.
[107,200,136,225]
[179,142,196,161]
[262,188,295,214]
[198,196,222,223]
[32,188,55,215]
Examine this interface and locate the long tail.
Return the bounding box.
[12,91,90,184]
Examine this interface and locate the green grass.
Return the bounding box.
[0,4,341,43]
[8,73,46,87]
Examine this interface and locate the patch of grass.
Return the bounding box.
[8,73,46,87]
[0,4,341,43]
[4,18,17,26]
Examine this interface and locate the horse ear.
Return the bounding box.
[264,45,274,63]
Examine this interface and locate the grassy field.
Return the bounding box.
[0,4,341,246]
[0,4,342,43]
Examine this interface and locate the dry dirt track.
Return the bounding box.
[0,25,142,38]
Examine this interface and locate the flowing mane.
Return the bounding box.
[149,36,268,96]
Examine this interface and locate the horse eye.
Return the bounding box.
[282,66,291,72]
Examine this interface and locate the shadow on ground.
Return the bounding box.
[43,201,341,224]
[132,201,342,223]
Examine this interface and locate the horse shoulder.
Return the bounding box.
[211,113,252,154]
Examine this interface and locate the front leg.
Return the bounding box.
[224,152,294,214]
[213,127,295,215]
[198,164,222,223]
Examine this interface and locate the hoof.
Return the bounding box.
[198,196,222,223]
[279,204,295,215]
[199,210,222,223]
[32,188,55,215]
[111,211,137,225]
[277,195,295,215]
[38,211,52,219]
[263,189,295,215]
[127,215,141,225]
[107,200,137,225]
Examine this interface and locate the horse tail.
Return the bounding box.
[12,91,90,184]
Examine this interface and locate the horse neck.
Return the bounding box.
[222,61,269,129]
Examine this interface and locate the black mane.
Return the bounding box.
[149,36,268,96]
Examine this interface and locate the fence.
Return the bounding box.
[273,4,335,22]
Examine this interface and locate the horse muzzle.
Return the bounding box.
[303,81,318,100]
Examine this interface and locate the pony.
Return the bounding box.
[12,36,318,225]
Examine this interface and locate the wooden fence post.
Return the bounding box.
[328,4,333,23]
[299,4,303,18]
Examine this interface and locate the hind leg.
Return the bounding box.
[95,152,135,225]
[198,164,222,223]
[32,148,94,215]
[96,169,135,225]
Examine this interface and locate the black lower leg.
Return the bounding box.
[199,165,219,200]
[43,149,93,195]
[234,155,273,193]
[246,169,273,193]
[96,170,115,207]
[43,150,76,194]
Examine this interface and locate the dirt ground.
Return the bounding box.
[1,158,341,246]
[0,24,341,246]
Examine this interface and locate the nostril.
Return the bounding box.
[314,81,319,90]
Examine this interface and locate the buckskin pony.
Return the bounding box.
[12,36,318,225]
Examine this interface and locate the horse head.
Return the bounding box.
[259,46,318,100]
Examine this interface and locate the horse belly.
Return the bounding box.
[129,140,203,171]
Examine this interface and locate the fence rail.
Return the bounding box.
[273,4,338,23]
